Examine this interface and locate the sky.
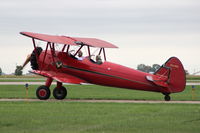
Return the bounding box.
[0,0,200,74]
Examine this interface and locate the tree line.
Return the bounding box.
[137,64,161,73]
[137,63,189,75]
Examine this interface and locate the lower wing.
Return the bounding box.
[30,70,87,84]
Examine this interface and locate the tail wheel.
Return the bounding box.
[53,86,67,100]
[36,85,51,100]
[164,94,171,101]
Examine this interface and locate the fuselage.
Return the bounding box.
[38,51,164,93]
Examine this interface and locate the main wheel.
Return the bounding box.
[53,86,67,100]
[164,95,171,101]
[36,85,51,100]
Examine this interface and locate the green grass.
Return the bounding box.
[186,75,200,80]
[0,79,45,82]
[0,102,200,133]
[0,85,200,101]
[0,75,42,78]
[0,84,200,133]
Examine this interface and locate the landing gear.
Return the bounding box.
[35,78,67,100]
[36,85,51,100]
[53,81,67,100]
[36,77,52,100]
[53,86,67,100]
[164,94,171,101]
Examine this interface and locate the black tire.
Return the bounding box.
[164,95,171,101]
[53,86,67,100]
[36,85,51,100]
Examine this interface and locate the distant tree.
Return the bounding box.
[185,70,189,75]
[152,64,161,72]
[14,65,23,76]
[137,64,161,73]
[144,65,152,73]
[0,67,2,76]
[137,64,146,72]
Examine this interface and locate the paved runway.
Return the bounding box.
[0,98,200,104]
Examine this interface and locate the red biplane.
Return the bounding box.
[20,32,186,101]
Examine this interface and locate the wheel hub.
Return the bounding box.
[39,89,47,97]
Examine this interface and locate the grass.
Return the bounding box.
[0,75,42,78]
[0,75,45,82]
[186,75,200,80]
[0,84,200,133]
[0,79,45,82]
[0,102,200,133]
[0,85,200,101]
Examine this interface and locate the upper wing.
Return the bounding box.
[20,32,76,45]
[73,37,118,48]
[30,70,87,84]
[20,31,118,48]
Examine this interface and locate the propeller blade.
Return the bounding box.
[22,54,31,69]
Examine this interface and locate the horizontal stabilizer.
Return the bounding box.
[146,75,168,87]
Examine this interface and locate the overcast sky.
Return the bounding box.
[0,0,200,74]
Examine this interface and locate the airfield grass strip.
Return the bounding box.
[0,102,200,133]
[186,75,200,80]
[0,75,42,78]
[0,85,200,101]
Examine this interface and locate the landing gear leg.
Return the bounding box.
[53,81,67,100]
[36,77,53,100]
[164,93,171,101]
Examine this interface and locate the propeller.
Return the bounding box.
[21,54,31,70]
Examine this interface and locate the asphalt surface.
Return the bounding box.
[0,98,200,104]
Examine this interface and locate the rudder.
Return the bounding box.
[154,57,186,93]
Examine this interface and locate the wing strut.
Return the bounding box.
[74,45,84,57]
[41,42,50,70]
[49,43,56,64]
[103,48,106,61]
[62,44,67,52]
[87,46,91,57]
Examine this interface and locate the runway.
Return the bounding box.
[0,98,200,104]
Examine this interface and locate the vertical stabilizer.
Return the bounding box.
[154,57,186,93]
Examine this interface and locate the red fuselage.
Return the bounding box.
[38,51,164,93]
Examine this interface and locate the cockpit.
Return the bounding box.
[63,44,106,65]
